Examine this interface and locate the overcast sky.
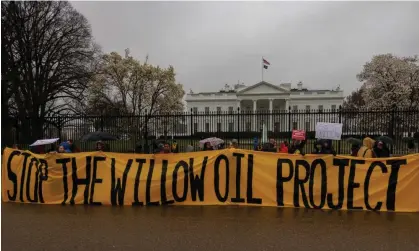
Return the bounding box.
[71,1,419,95]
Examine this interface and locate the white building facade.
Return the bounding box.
[185,81,344,134]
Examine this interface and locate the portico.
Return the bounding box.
[236,82,291,131]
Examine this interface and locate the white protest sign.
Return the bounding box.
[315,122,343,140]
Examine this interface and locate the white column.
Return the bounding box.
[236,100,241,111]
[253,99,257,131]
[236,100,241,133]
[284,99,290,132]
[269,99,273,131]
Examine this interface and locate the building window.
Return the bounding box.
[192,107,198,113]
[306,105,311,112]
[228,122,234,132]
[293,105,298,112]
[193,123,198,133]
[331,105,337,111]
[217,107,222,114]
[205,107,210,114]
[293,122,298,130]
[246,122,251,132]
[305,121,310,131]
[274,122,280,133]
[217,123,221,132]
[205,123,209,132]
[318,105,323,113]
[228,106,234,113]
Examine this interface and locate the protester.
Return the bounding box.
[171,140,179,153]
[203,142,213,151]
[407,140,416,154]
[253,137,259,151]
[262,138,277,152]
[351,144,360,157]
[357,137,375,158]
[68,139,80,153]
[57,145,65,153]
[96,141,105,151]
[163,143,171,153]
[59,142,72,153]
[33,145,46,154]
[289,140,305,156]
[135,143,143,154]
[278,141,289,153]
[230,139,238,149]
[217,142,226,150]
[319,139,336,156]
[373,141,390,158]
[312,140,322,154]
[255,143,263,151]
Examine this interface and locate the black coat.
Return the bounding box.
[262,143,276,152]
[374,147,390,158]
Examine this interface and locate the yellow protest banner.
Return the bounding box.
[2,147,419,212]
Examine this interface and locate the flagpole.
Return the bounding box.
[261,57,264,82]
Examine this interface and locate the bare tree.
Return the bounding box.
[1,1,99,144]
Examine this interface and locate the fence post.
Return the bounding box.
[288,105,291,142]
[338,105,342,154]
[236,107,240,144]
[58,116,63,140]
[144,110,149,153]
[100,113,104,132]
[190,108,193,146]
[390,104,396,154]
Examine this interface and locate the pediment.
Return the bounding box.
[237,81,289,95]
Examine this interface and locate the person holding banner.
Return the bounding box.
[279,141,289,153]
[319,140,336,156]
[357,137,376,158]
[312,140,322,154]
[373,141,390,158]
[288,140,305,156]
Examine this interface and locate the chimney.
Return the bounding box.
[280,83,291,90]
[297,81,303,90]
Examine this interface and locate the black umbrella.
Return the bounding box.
[402,137,415,142]
[81,131,118,141]
[376,136,393,145]
[345,137,362,146]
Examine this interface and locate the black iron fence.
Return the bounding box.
[5,107,419,155]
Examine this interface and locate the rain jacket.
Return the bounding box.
[357,137,375,158]
[279,143,288,153]
[59,142,72,153]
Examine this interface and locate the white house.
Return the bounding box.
[184,81,344,134]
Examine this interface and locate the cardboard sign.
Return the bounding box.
[292,130,306,140]
[315,122,343,140]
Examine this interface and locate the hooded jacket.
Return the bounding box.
[59,142,72,153]
[357,137,375,158]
